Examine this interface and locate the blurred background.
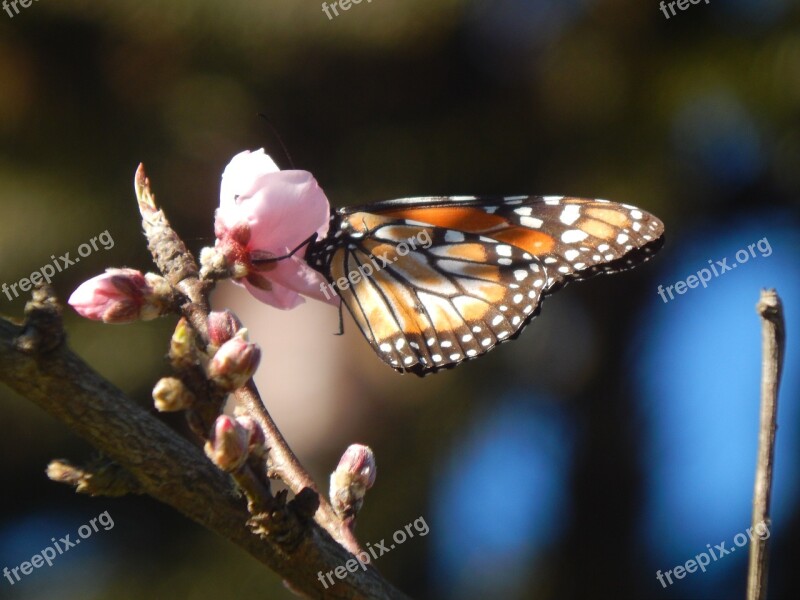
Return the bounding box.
[1,0,800,598]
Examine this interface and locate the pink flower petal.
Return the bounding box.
[242,170,331,252]
[217,149,337,311]
[220,149,280,213]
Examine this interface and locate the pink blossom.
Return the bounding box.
[214,149,339,310]
[68,268,162,323]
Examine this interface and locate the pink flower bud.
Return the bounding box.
[207,333,261,391]
[204,415,250,472]
[329,444,376,521]
[235,415,265,453]
[68,269,171,323]
[207,310,244,347]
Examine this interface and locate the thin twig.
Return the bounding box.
[746,289,786,600]
[236,382,364,556]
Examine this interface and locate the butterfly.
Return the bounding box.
[304,195,664,376]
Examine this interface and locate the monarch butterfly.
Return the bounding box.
[304,195,664,376]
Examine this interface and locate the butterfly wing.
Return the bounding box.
[307,196,664,375]
[317,222,547,375]
[348,195,664,293]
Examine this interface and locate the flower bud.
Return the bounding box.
[207,333,260,391]
[330,444,376,521]
[68,268,172,323]
[207,310,244,349]
[235,415,266,454]
[169,317,198,369]
[204,415,250,472]
[152,377,195,412]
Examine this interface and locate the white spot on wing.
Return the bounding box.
[562,230,589,243]
[520,216,544,228]
[559,204,581,226]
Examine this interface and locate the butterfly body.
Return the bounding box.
[305,195,664,376]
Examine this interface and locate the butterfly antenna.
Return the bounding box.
[257,113,295,169]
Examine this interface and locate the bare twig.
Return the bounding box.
[746,289,786,600]
[235,382,365,556]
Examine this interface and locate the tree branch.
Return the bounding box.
[746,289,786,600]
[133,163,363,557]
[0,293,410,600]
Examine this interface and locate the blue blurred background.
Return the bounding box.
[1,1,799,598]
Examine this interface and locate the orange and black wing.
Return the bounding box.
[306,195,664,375]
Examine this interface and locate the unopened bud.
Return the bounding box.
[330,444,376,521]
[207,310,244,349]
[207,332,260,391]
[204,415,250,472]
[169,318,197,369]
[68,268,172,323]
[235,415,266,455]
[152,377,195,412]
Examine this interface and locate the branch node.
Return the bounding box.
[47,457,143,497]
[16,286,65,354]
